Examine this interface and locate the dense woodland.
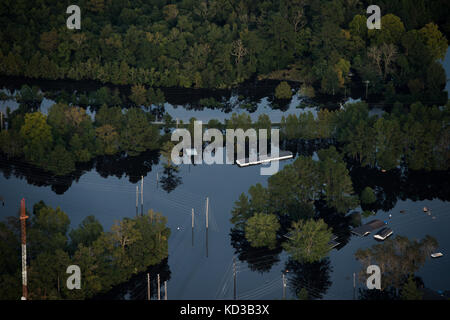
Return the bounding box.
[0,0,449,105]
[0,201,170,300]
[1,0,449,301]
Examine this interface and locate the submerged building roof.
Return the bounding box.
[236,150,293,167]
[351,219,386,237]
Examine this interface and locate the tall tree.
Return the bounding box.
[283,219,332,263]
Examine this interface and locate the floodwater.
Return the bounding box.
[0,48,449,300]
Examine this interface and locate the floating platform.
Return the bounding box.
[236,151,293,167]
[431,252,444,258]
[351,219,386,237]
[373,227,393,241]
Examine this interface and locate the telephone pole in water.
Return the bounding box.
[141,176,144,215]
[20,198,29,300]
[147,273,151,300]
[192,208,194,247]
[233,257,237,300]
[205,197,209,257]
[136,186,139,216]
[157,274,160,300]
[164,281,167,300]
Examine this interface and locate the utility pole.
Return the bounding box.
[20,198,29,300]
[141,176,144,216]
[156,172,159,189]
[363,80,370,100]
[157,274,160,300]
[147,273,151,300]
[353,272,356,300]
[233,257,237,300]
[164,281,167,300]
[192,208,194,247]
[282,273,286,300]
[206,197,209,258]
[136,186,139,216]
[205,197,209,229]
[0,111,3,131]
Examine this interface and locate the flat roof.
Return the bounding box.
[351,219,386,237]
[236,150,293,167]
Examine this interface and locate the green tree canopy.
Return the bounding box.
[275,81,293,100]
[283,219,333,263]
[245,213,280,249]
[20,112,53,166]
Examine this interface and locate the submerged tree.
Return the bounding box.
[244,213,280,249]
[355,235,438,292]
[283,219,333,263]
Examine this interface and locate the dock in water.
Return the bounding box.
[351,219,386,237]
[236,151,293,167]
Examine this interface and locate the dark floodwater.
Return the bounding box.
[1,155,449,299]
[0,49,449,300]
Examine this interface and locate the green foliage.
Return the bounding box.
[283,219,333,263]
[69,216,104,253]
[121,108,160,156]
[360,187,376,205]
[297,287,309,300]
[29,202,71,256]
[355,235,438,290]
[0,0,446,104]
[299,85,315,98]
[20,112,53,166]
[129,84,147,106]
[230,193,252,229]
[47,145,75,176]
[419,23,448,60]
[0,202,170,300]
[3,100,163,176]
[0,221,21,299]
[317,147,359,213]
[244,213,280,249]
[275,82,292,100]
[369,14,405,45]
[401,275,423,300]
[160,140,176,167]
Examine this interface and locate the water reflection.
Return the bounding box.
[94,257,171,300]
[348,161,450,212]
[159,166,183,193]
[285,257,332,300]
[0,149,167,194]
[230,228,282,273]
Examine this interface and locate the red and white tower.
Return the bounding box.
[20,198,29,300]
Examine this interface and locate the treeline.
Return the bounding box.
[280,101,450,171]
[0,96,163,175]
[0,201,170,300]
[0,0,448,105]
